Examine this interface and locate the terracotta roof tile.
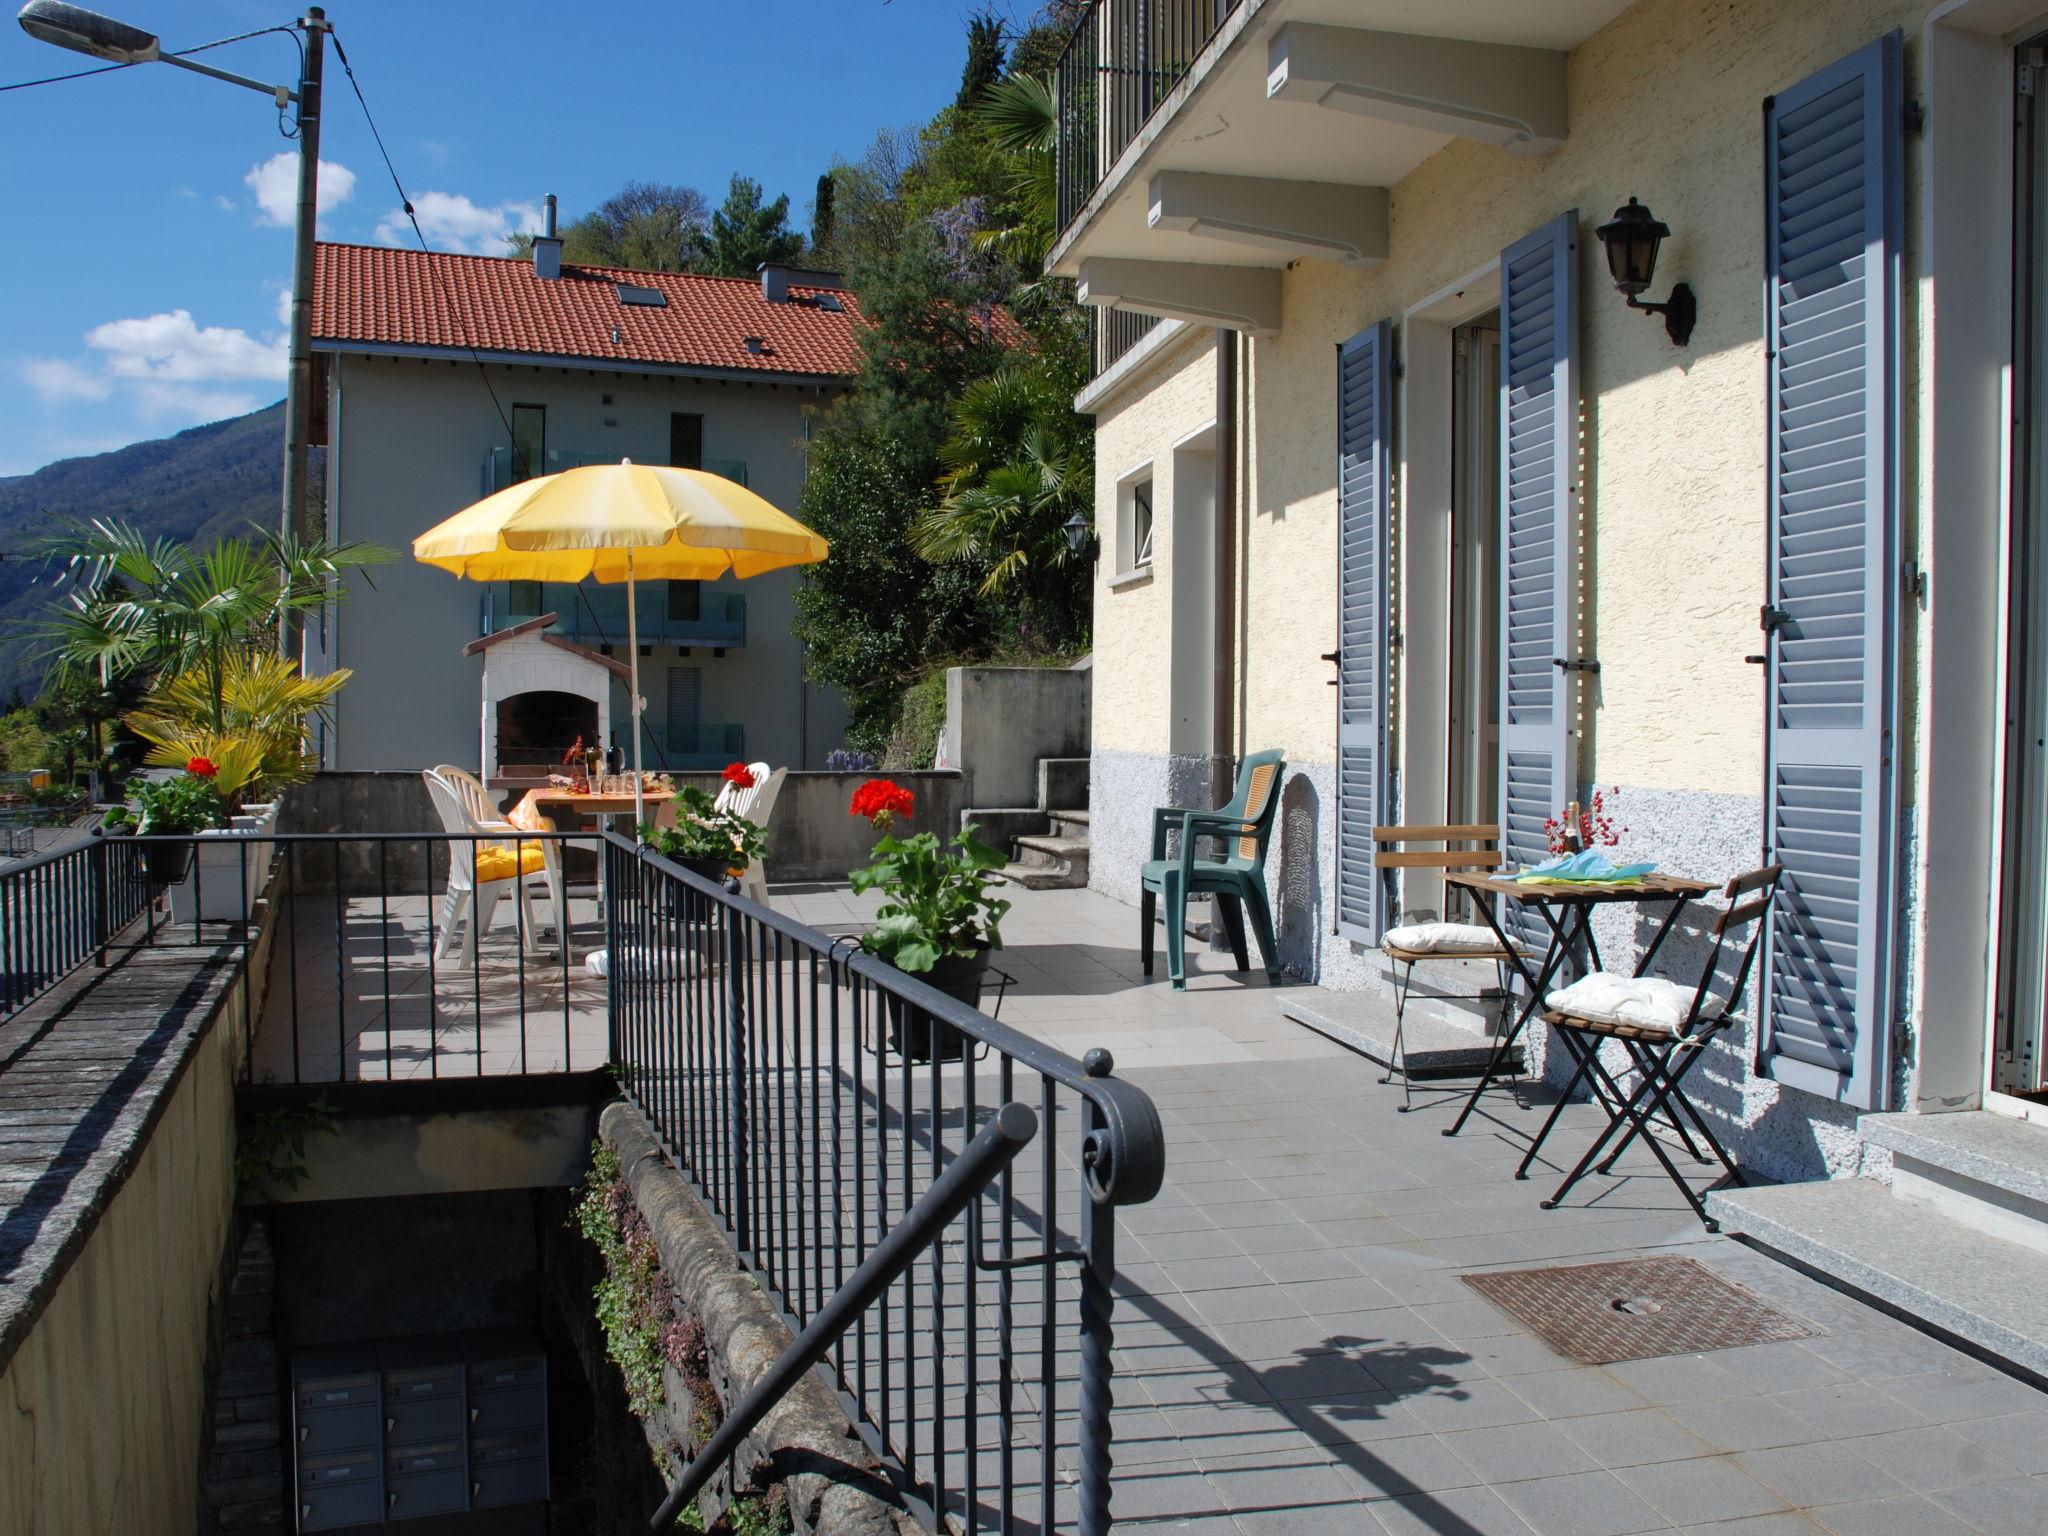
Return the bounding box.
[312,242,861,378]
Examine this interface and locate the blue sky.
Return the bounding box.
[0,1,999,476]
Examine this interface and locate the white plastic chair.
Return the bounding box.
[715,762,785,905]
[422,768,565,964]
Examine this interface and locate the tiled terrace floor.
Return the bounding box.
[782,883,2048,1536]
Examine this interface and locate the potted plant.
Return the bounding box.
[100,758,230,888]
[847,779,1010,1061]
[640,780,767,885]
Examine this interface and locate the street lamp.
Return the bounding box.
[18,1,330,647]
[1062,510,1094,557]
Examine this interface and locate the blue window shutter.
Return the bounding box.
[1497,211,1580,948]
[1759,34,1902,1110]
[1336,319,1391,942]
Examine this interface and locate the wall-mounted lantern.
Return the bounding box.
[1063,510,1095,556]
[1593,197,1696,346]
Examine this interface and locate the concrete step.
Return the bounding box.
[1706,1178,2048,1382]
[1039,757,1089,812]
[999,862,1084,891]
[1001,833,1090,891]
[1277,990,1519,1076]
[962,807,1048,848]
[1049,809,1090,839]
[1860,1110,2048,1255]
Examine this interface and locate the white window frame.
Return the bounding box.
[1113,460,1156,585]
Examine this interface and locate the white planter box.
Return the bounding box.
[167,804,279,924]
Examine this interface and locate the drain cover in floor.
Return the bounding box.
[1461,1256,1820,1364]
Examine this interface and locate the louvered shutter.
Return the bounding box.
[1497,212,1580,947]
[1336,321,1391,941]
[1758,34,1901,1109]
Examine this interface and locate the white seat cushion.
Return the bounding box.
[1547,973,1722,1033]
[1382,921,1513,955]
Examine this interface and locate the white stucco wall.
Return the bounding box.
[324,354,851,776]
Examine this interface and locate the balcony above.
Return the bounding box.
[480,582,747,649]
[1051,0,1629,337]
[481,447,748,497]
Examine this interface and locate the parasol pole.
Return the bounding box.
[627,547,646,833]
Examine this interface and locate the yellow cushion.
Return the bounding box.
[468,844,548,883]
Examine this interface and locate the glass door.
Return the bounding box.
[1995,35,2048,1101]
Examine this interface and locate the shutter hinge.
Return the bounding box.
[1551,656,1600,674]
[1903,98,1925,134]
[1903,560,1927,602]
[1389,629,1404,649]
[2021,47,2045,97]
[1759,603,1792,633]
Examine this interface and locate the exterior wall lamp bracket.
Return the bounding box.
[1594,197,1697,346]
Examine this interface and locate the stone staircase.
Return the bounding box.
[967,757,1091,891]
[1708,1109,2048,1380]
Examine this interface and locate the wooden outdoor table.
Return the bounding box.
[1438,869,1715,1141]
[507,789,661,832]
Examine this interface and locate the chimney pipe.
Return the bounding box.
[533,192,562,280]
[760,263,789,304]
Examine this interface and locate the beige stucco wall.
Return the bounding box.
[1090,0,1927,803]
[1090,325,1221,753]
[325,354,852,774]
[0,977,242,1535]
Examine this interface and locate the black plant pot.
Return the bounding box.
[886,945,991,1063]
[143,840,194,889]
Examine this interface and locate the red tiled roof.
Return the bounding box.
[312,242,862,378]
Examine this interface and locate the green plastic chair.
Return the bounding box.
[1139,750,1287,990]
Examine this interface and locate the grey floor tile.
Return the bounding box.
[1189,1285,1311,1327]
[1808,1493,1983,1536]
[1371,1485,1541,1535]
[1438,1419,1600,1483]
[1397,1377,1546,1434]
[1556,1408,1717,1470]
[1950,1409,2048,1474]
[1672,1517,1822,1535]
[1326,1432,1487,1499]
[1615,1455,1789,1524]
[1247,1350,1383,1404]
[1504,1368,1653,1421]
[1663,1396,1827,1454]
[1496,1468,1671,1536]
[1842,1425,2016,1492]
[1885,1367,2047,1425]
[1141,1226,1253,1262]
[1254,1246,1364,1285]
[1733,1440,1903,1509]
[1282,1391,1425,1448]
[1605,1355,1753,1407]
[1768,1384,1927,1440]
[1173,1255,1280,1292]
[1930,1475,2048,1536]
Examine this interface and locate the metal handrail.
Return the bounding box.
[648,1101,1040,1531]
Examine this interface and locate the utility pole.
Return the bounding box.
[280,6,327,657]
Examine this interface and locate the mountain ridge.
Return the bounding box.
[0,403,286,702]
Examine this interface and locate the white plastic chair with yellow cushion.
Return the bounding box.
[422,768,561,965]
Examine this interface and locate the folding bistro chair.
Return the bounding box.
[1373,824,1529,1110]
[1522,864,1782,1226]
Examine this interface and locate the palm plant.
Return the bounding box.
[972,73,1058,273]
[912,427,1090,596]
[34,518,391,730]
[124,651,351,804]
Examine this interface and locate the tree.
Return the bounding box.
[0,709,54,773]
[809,172,838,262]
[699,176,805,279]
[957,10,1006,111]
[507,181,710,271]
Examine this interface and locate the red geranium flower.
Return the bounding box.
[849,778,915,828]
[721,762,757,790]
[186,756,218,779]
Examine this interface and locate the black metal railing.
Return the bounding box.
[0,829,607,1085]
[1094,306,1162,375]
[1054,0,1243,236]
[0,832,152,1019]
[602,831,1166,1536]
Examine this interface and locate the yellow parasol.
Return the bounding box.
[414,459,829,827]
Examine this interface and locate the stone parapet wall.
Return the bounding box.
[598,1103,921,1536]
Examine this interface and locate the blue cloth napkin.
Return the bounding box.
[1516,850,1658,884]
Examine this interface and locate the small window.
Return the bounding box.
[670,413,704,470]
[508,580,542,616]
[666,580,701,622]
[1117,471,1154,575]
[813,292,845,312]
[510,404,545,484]
[616,283,669,307]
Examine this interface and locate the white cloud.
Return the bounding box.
[214,193,236,213]
[85,309,285,385]
[18,357,111,402]
[376,191,542,255]
[243,151,356,228]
